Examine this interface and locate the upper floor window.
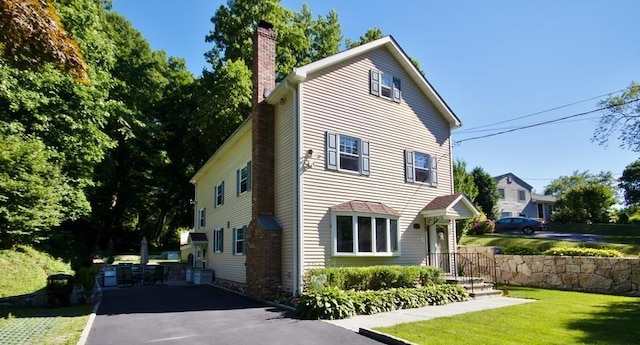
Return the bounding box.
[499,188,505,199]
[199,208,206,228]
[405,150,437,186]
[236,162,252,196]
[518,190,526,202]
[233,226,246,255]
[370,70,401,102]
[333,214,399,256]
[214,181,224,207]
[213,228,223,253]
[326,132,370,175]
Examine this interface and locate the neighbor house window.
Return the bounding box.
[213,228,223,253]
[518,190,526,202]
[333,214,399,256]
[233,226,246,255]
[236,162,252,195]
[498,188,505,199]
[405,150,437,186]
[214,181,224,207]
[370,70,401,102]
[199,208,206,228]
[325,132,370,175]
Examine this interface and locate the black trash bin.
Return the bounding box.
[46,274,74,307]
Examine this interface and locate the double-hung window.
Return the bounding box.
[518,190,526,202]
[198,208,206,228]
[233,226,246,255]
[370,69,401,102]
[214,181,224,207]
[498,188,505,199]
[405,150,437,186]
[326,132,370,175]
[213,228,223,253]
[236,162,252,196]
[333,214,399,256]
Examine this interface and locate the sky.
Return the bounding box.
[111,0,640,193]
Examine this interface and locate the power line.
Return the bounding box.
[455,88,628,134]
[457,116,601,135]
[454,99,640,145]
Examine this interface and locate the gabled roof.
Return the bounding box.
[532,193,556,203]
[331,200,401,217]
[267,36,461,129]
[493,173,533,191]
[420,193,480,219]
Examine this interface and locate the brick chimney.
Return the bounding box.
[246,21,282,300]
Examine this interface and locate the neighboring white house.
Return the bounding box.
[188,22,478,300]
[494,173,556,221]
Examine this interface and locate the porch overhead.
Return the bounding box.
[187,232,208,245]
[420,193,479,220]
[331,200,401,216]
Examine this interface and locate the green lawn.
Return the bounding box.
[375,287,640,345]
[0,306,92,345]
[547,223,640,236]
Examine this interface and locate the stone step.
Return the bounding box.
[469,289,503,299]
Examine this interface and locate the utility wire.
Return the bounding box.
[454,99,640,145]
[455,88,628,134]
[458,116,602,135]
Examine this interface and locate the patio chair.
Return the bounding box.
[151,265,165,285]
[119,266,136,287]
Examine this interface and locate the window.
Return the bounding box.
[236,162,252,195]
[233,226,246,255]
[199,208,206,228]
[518,190,526,202]
[498,188,505,199]
[405,150,437,186]
[213,228,223,253]
[370,70,401,102]
[500,212,511,218]
[326,132,370,175]
[214,181,224,207]
[334,214,399,256]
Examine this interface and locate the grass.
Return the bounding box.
[0,306,92,345]
[547,223,640,236]
[375,287,640,345]
[0,246,74,297]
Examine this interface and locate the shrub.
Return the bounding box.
[466,213,495,235]
[296,284,469,320]
[303,266,443,292]
[629,213,640,224]
[502,245,543,255]
[542,247,623,257]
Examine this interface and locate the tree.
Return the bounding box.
[471,167,499,219]
[594,82,640,152]
[345,27,383,48]
[453,159,478,201]
[619,159,640,206]
[553,184,615,223]
[544,170,616,197]
[0,0,88,81]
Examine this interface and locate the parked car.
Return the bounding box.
[494,217,546,235]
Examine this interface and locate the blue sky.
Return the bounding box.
[111,0,640,193]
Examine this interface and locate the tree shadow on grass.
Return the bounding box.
[566,298,640,345]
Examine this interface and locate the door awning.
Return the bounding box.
[331,200,400,217]
[188,232,208,245]
[420,193,479,220]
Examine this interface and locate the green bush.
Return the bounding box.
[295,284,469,320]
[542,247,623,257]
[467,213,496,235]
[502,245,543,255]
[304,265,443,292]
[629,213,640,224]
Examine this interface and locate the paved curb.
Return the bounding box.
[358,328,416,345]
[77,278,102,345]
[206,282,297,313]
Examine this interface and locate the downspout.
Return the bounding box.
[284,80,302,295]
[448,129,457,251]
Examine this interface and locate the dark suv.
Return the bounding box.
[494,217,546,235]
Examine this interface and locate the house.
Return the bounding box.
[494,173,556,221]
[187,21,479,300]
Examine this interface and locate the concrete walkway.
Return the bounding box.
[326,296,534,331]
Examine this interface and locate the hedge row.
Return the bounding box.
[295,284,469,320]
[303,265,443,291]
[502,245,623,257]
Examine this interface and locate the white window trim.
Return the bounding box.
[326,132,370,175]
[213,228,223,253]
[405,150,437,186]
[370,69,401,103]
[331,212,400,257]
[518,189,526,202]
[236,162,252,196]
[199,208,206,228]
[214,181,224,207]
[233,226,246,256]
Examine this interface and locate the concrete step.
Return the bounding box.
[469,289,503,299]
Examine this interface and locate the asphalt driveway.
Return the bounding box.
[86,284,381,345]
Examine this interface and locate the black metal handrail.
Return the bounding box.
[427,252,497,292]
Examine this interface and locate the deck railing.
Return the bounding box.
[427,252,497,292]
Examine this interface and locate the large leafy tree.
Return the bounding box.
[594,82,640,152]
[453,159,478,201]
[545,171,617,223]
[544,171,616,197]
[619,159,640,206]
[471,167,499,220]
